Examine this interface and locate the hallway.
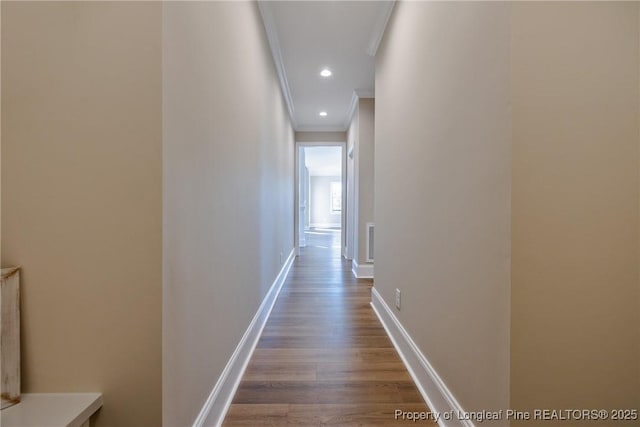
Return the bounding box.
[3,2,640,425]
[223,229,430,426]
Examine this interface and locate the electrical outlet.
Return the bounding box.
[395,288,401,310]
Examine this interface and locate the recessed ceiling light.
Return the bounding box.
[320,69,332,77]
[319,111,328,117]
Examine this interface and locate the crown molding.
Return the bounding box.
[258,1,297,129]
[366,0,396,57]
[259,1,384,132]
[343,90,375,130]
[344,91,359,130]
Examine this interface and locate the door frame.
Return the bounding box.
[294,141,347,257]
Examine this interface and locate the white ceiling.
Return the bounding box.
[304,146,342,176]
[259,1,394,131]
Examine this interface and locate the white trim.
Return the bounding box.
[295,141,347,263]
[343,91,359,130]
[366,0,396,57]
[193,249,296,427]
[370,288,474,427]
[258,2,297,129]
[351,259,374,279]
[299,206,306,248]
[343,90,375,131]
[344,246,351,261]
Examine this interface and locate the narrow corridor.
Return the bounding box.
[223,229,431,426]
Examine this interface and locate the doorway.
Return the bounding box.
[295,144,346,256]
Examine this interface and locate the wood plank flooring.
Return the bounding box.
[223,229,431,426]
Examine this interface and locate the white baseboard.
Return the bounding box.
[193,249,296,427]
[370,287,473,427]
[352,260,374,279]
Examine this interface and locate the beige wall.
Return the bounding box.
[510,2,640,422]
[346,111,358,260]
[162,2,294,425]
[346,98,375,265]
[310,176,341,227]
[1,3,162,426]
[356,98,374,265]
[375,1,511,416]
[1,2,3,268]
[295,131,346,143]
[377,0,640,421]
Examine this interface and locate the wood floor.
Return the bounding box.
[223,229,431,426]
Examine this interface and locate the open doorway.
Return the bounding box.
[296,145,345,255]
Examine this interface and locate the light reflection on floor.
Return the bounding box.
[304,228,342,251]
